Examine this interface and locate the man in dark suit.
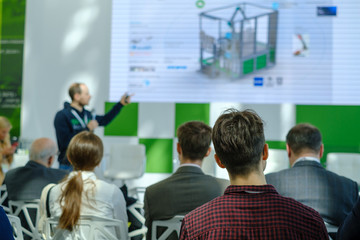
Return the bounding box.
[144,121,229,240]
[4,138,67,201]
[266,123,358,228]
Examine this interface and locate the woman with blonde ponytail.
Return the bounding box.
[47,131,128,239]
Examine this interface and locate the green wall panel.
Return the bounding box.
[296,105,360,165]
[175,103,210,136]
[0,0,26,137]
[104,102,138,136]
[139,138,173,173]
[267,140,286,150]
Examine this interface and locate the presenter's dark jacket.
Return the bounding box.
[54,101,123,165]
[144,165,229,240]
[266,160,359,226]
[4,161,67,201]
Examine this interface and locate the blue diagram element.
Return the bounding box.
[272,2,279,10]
[254,77,264,86]
[144,79,151,86]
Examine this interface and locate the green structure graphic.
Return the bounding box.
[199,3,278,79]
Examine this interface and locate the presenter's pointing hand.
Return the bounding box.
[120,92,134,106]
[87,120,99,131]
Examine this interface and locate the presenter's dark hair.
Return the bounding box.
[212,109,265,176]
[286,123,322,154]
[68,83,83,101]
[58,131,103,231]
[177,121,212,161]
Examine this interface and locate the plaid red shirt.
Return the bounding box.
[179,185,329,240]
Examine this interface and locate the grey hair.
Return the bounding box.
[29,142,57,162]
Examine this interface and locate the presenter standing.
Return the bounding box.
[54,83,132,170]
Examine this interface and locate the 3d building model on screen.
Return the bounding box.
[199,3,278,79]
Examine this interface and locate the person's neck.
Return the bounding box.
[290,152,320,166]
[32,159,49,168]
[230,171,267,186]
[179,158,202,167]
[70,102,83,112]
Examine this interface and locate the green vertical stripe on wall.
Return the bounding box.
[296,105,360,165]
[175,103,210,136]
[0,0,26,137]
[0,0,3,67]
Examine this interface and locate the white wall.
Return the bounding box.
[22,0,112,142]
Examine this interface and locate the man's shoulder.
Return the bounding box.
[265,167,292,180]
[4,167,24,181]
[324,168,358,186]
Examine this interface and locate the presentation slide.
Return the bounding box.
[109,0,360,104]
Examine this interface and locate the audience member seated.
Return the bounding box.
[337,198,360,240]
[266,123,358,229]
[0,116,16,185]
[144,121,229,240]
[4,138,67,201]
[179,109,329,240]
[0,206,14,240]
[41,131,128,239]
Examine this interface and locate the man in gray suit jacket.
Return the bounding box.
[144,121,229,240]
[266,123,358,228]
[4,138,67,201]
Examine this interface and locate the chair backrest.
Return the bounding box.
[7,214,24,240]
[324,221,338,240]
[127,201,147,239]
[0,185,10,213]
[264,149,289,174]
[44,215,127,240]
[152,215,184,240]
[326,152,360,185]
[104,143,146,180]
[9,200,41,240]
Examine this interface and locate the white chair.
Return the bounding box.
[104,143,146,182]
[128,201,147,239]
[324,222,338,240]
[8,200,41,240]
[43,215,127,240]
[0,185,10,213]
[326,152,360,185]
[7,214,24,240]
[151,215,184,240]
[264,149,289,174]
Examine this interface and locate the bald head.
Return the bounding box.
[29,138,57,167]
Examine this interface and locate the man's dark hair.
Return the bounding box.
[286,123,322,155]
[177,121,212,161]
[68,83,82,101]
[212,109,265,176]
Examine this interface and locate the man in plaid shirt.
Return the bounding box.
[179,109,329,240]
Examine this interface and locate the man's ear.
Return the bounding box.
[262,144,269,160]
[286,144,291,158]
[204,147,211,158]
[48,156,54,168]
[319,143,324,159]
[176,142,181,155]
[214,154,226,169]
